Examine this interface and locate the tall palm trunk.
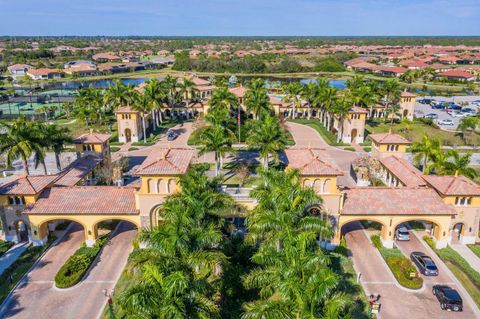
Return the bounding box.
[55,152,62,171]
[22,159,29,175]
[263,155,269,170]
[307,103,311,120]
[214,152,219,176]
[142,114,147,143]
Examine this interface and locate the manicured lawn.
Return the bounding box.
[366,119,480,146]
[468,244,480,259]
[371,235,423,289]
[288,118,349,146]
[424,236,480,308]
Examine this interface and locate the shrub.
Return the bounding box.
[363,147,371,152]
[55,236,109,288]
[370,235,383,249]
[110,146,121,152]
[334,238,348,256]
[385,256,423,289]
[344,147,356,152]
[423,235,435,250]
[0,240,14,257]
[128,147,139,151]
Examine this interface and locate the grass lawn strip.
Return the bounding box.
[371,235,423,289]
[424,236,480,308]
[467,244,480,259]
[0,234,57,304]
[0,241,14,258]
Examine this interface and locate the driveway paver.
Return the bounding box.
[344,221,477,319]
[0,222,136,319]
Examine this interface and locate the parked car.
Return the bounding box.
[419,98,433,104]
[431,101,444,109]
[471,100,480,106]
[424,113,438,119]
[166,131,177,141]
[395,226,410,241]
[438,119,454,126]
[446,104,462,110]
[433,285,463,312]
[461,108,476,116]
[411,252,439,276]
[450,111,466,118]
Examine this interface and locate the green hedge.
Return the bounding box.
[371,235,423,289]
[128,147,139,151]
[0,240,14,258]
[370,235,383,249]
[468,244,480,259]
[110,146,121,152]
[363,147,371,152]
[384,256,423,289]
[55,236,109,288]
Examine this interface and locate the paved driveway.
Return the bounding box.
[344,222,477,319]
[0,222,136,319]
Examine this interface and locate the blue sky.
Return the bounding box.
[0,0,479,36]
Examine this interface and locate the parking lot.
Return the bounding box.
[414,95,480,130]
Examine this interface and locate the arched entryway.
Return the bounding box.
[38,219,86,245]
[452,223,465,243]
[125,128,132,143]
[92,219,138,242]
[403,109,408,118]
[15,220,30,242]
[351,129,358,144]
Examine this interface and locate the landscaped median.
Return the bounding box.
[371,235,423,290]
[54,235,109,289]
[468,244,480,259]
[0,240,14,258]
[424,236,480,307]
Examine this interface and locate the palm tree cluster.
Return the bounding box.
[243,169,351,319]
[0,117,72,175]
[68,77,200,143]
[411,134,477,179]
[117,165,235,318]
[199,79,288,175]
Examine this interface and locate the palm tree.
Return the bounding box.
[440,150,477,179]
[246,116,287,169]
[43,124,72,171]
[316,87,338,129]
[244,79,271,120]
[382,79,402,121]
[117,165,233,319]
[179,78,198,119]
[209,87,238,113]
[132,93,150,143]
[243,169,347,319]
[411,134,441,173]
[345,75,365,91]
[0,118,44,175]
[300,81,319,120]
[163,75,180,107]
[143,79,165,128]
[282,82,302,119]
[198,126,234,176]
[458,116,479,143]
[104,79,130,109]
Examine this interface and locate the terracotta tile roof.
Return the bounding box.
[54,156,102,187]
[342,187,456,215]
[399,60,429,68]
[135,148,195,176]
[269,95,283,105]
[380,156,427,187]
[369,133,411,145]
[378,66,408,74]
[8,64,34,71]
[401,91,417,98]
[27,68,61,76]
[423,175,480,196]
[24,186,138,215]
[350,106,368,114]
[115,105,138,113]
[229,86,247,98]
[285,148,343,176]
[0,175,59,195]
[437,70,475,79]
[73,132,111,144]
[92,53,121,61]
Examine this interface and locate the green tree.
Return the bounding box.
[179,78,198,120]
[210,87,238,113]
[411,134,441,173]
[198,126,234,176]
[458,116,479,143]
[246,116,287,169]
[282,82,303,119]
[43,124,72,171]
[132,93,150,143]
[244,79,271,120]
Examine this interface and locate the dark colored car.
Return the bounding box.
[419,98,432,104]
[433,285,463,312]
[166,131,177,141]
[410,251,439,276]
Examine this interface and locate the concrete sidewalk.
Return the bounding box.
[0,242,28,276]
[451,243,480,272]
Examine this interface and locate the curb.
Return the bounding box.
[0,223,75,316]
[361,226,426,293]
[413,230,480,317]
[52,221,124,291]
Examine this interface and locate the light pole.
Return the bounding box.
[103,288,115,319]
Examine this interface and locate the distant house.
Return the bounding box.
[92,53,122,63]
[64,60,96,69]
[64,64,98,77]
[376,66,407,77]
[157,50,171,56]
[399,60,429,70]
[436,70,476,81]
[438,56,460,65]
[26,68,63,80]
[7,64,34,75]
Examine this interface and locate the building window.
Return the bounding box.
[8,196,25,205]
[455,197,471,206]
